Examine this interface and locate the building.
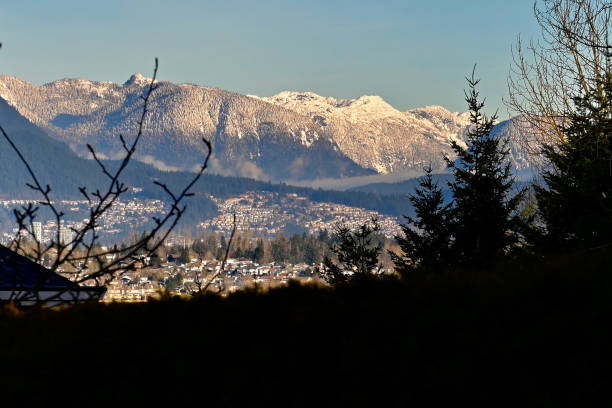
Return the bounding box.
[32,222,42,243]
[59,226,73,250]
[0,245,106,307]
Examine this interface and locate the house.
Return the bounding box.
[0,245,106,307]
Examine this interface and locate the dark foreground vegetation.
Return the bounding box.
[2,247,611,406]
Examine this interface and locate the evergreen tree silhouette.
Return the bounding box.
[392,166,453,275]
[536,74,612,250]
[446,68,523,266]
[320,219,382,284]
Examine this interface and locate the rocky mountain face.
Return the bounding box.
[0,74,532,181]
[0,74,372,181]
[260,92,472,173]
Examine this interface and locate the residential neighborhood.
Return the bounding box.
[102,256,325,302]
[201,191,401,237]
[0,192,401,245]
[0,191,401,303]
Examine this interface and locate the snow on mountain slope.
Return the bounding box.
[261,91,471,173]
[0,75,371,181]
[0,74,533,181]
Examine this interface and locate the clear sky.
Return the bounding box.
[0,1,539,116]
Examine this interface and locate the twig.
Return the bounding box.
[1,58,214,307]
[202,213,237,293]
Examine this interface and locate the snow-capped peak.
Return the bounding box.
[262,91,404,124]
[124,73,153,86]
[408,104,469,119]
[341,95,399,119]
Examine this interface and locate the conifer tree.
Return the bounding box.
[253,238,266,264]
[536,74,612,249]
[217,235,227,260]
[178,245,190,264]
[446,69,524,266]
[320,219,382,284]
[392,167,453,275]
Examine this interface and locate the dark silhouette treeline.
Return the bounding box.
[1,246,611,406]
[388,66,612,278]
[391,71,526,276]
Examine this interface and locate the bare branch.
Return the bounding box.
[202,213,237,293]
[506,0,611,163]
[1,57,215,307]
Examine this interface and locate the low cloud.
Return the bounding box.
[138,155,181,172]
[208,155,268,181]
[85,148,129,161]
[286,167,536,191]
[238,161,267,180]
[288,157,307,179]
[285,169,430,191]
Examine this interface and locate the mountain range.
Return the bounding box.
[0,97,415,233]
[0,74,532,182]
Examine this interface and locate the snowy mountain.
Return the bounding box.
[260,91,472,173]
[0,74,371,181]
[0,74,532,181]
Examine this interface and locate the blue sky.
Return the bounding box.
[0,1,538,116]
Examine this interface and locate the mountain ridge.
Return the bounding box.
[260,90,472,173]
[0,73,532,181]
[0,98,415,237]
[0,73,373,181]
